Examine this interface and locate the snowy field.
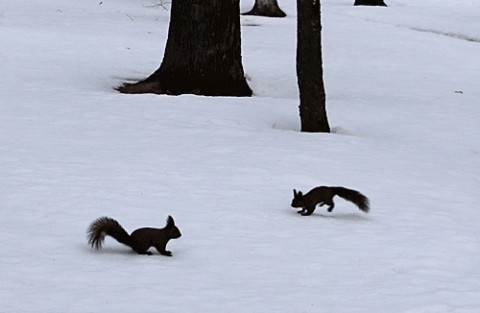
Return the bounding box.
[1,0,479,312]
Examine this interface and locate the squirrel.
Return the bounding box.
[291,186,370,216]
[87,215,181,256]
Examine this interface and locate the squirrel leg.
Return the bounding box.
[136,250,153,255]
[301,205,315,216]
[155,245,172,257]
[326,201,335,212]
[132,246,153,255]
[297,207,307,214]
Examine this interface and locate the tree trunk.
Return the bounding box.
[296,0,330,133]
[242,0,286,18]
[354,0,387,6]
[118,0,252,97]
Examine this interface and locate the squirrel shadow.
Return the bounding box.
[82,245,134,255]
[290,209,372,222]
[315,212,372,222]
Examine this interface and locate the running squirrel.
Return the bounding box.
[87,216,181,256]
[291,186,370,216]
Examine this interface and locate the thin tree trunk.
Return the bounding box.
[242,0,286,18]
[118,0,252,97]
[296,0,330,133]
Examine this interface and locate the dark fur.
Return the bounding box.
[291,186,370,216]
[87,216,181,256]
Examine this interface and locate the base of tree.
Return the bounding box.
[242,5,286,18]
[116,72,252,97]
[116,81,164,95]
[354,0,387,6]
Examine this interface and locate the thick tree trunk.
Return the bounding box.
[118,0,252,97]
[296,0,330,133]
[354,0,387,6]
[242,0,286,18]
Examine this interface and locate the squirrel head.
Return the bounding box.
[291,189,304,208]
[165,215,182,239]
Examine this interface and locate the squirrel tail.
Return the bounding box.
[87,217,132,250]
[331,187,370,213]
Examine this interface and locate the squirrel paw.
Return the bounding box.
[161,250,172,257]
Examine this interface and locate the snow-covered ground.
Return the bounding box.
[1,0,479,312]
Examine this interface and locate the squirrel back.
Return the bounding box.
[292,186,370,216]
[87,216,181,256]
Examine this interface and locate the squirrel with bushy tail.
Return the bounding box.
[291,186,370,216]
[87,215,181,256]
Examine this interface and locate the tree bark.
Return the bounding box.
[296,0,330,133]
[242,0,286,18]
[118,0,252,97]
[354,0,387,6]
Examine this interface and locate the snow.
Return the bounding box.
[1,0,479,312]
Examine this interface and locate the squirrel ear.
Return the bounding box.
[293,189,297,197]
[166,215,175,227]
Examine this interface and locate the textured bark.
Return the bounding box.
[296,0,330,133]
[118,0,252,97]
[242,0,286,18]
[354,0,387,6]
